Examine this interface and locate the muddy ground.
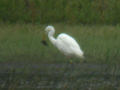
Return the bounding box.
[0,61,119,89]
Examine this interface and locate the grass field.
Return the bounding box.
[0,23,120,89]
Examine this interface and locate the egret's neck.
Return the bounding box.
[48,30,56,45]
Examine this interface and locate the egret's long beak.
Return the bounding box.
[41,32,48,46]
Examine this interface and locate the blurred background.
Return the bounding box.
[0,0,120,89]
[0,0,120,24]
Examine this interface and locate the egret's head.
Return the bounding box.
[45,25,55,33]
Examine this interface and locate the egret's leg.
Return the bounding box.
[69,58,75,82]
[66,56,73,64]
[70,59,73,64]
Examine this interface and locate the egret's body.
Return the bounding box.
[45,26,84,58]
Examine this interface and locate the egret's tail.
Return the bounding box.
[78,51,84,59]
[81,55,85,59]
[76,52,84,59]
[78,54,86,63]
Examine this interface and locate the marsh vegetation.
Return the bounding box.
[0,24,120,89]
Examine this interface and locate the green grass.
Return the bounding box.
[0,23,120,89]
[0,23,120,64]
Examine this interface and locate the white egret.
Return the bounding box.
[45,25,84,59]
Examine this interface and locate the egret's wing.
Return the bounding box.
[57,33,80,48]
[57,33,84,57]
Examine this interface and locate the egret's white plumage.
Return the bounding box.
[45,25,84,58]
